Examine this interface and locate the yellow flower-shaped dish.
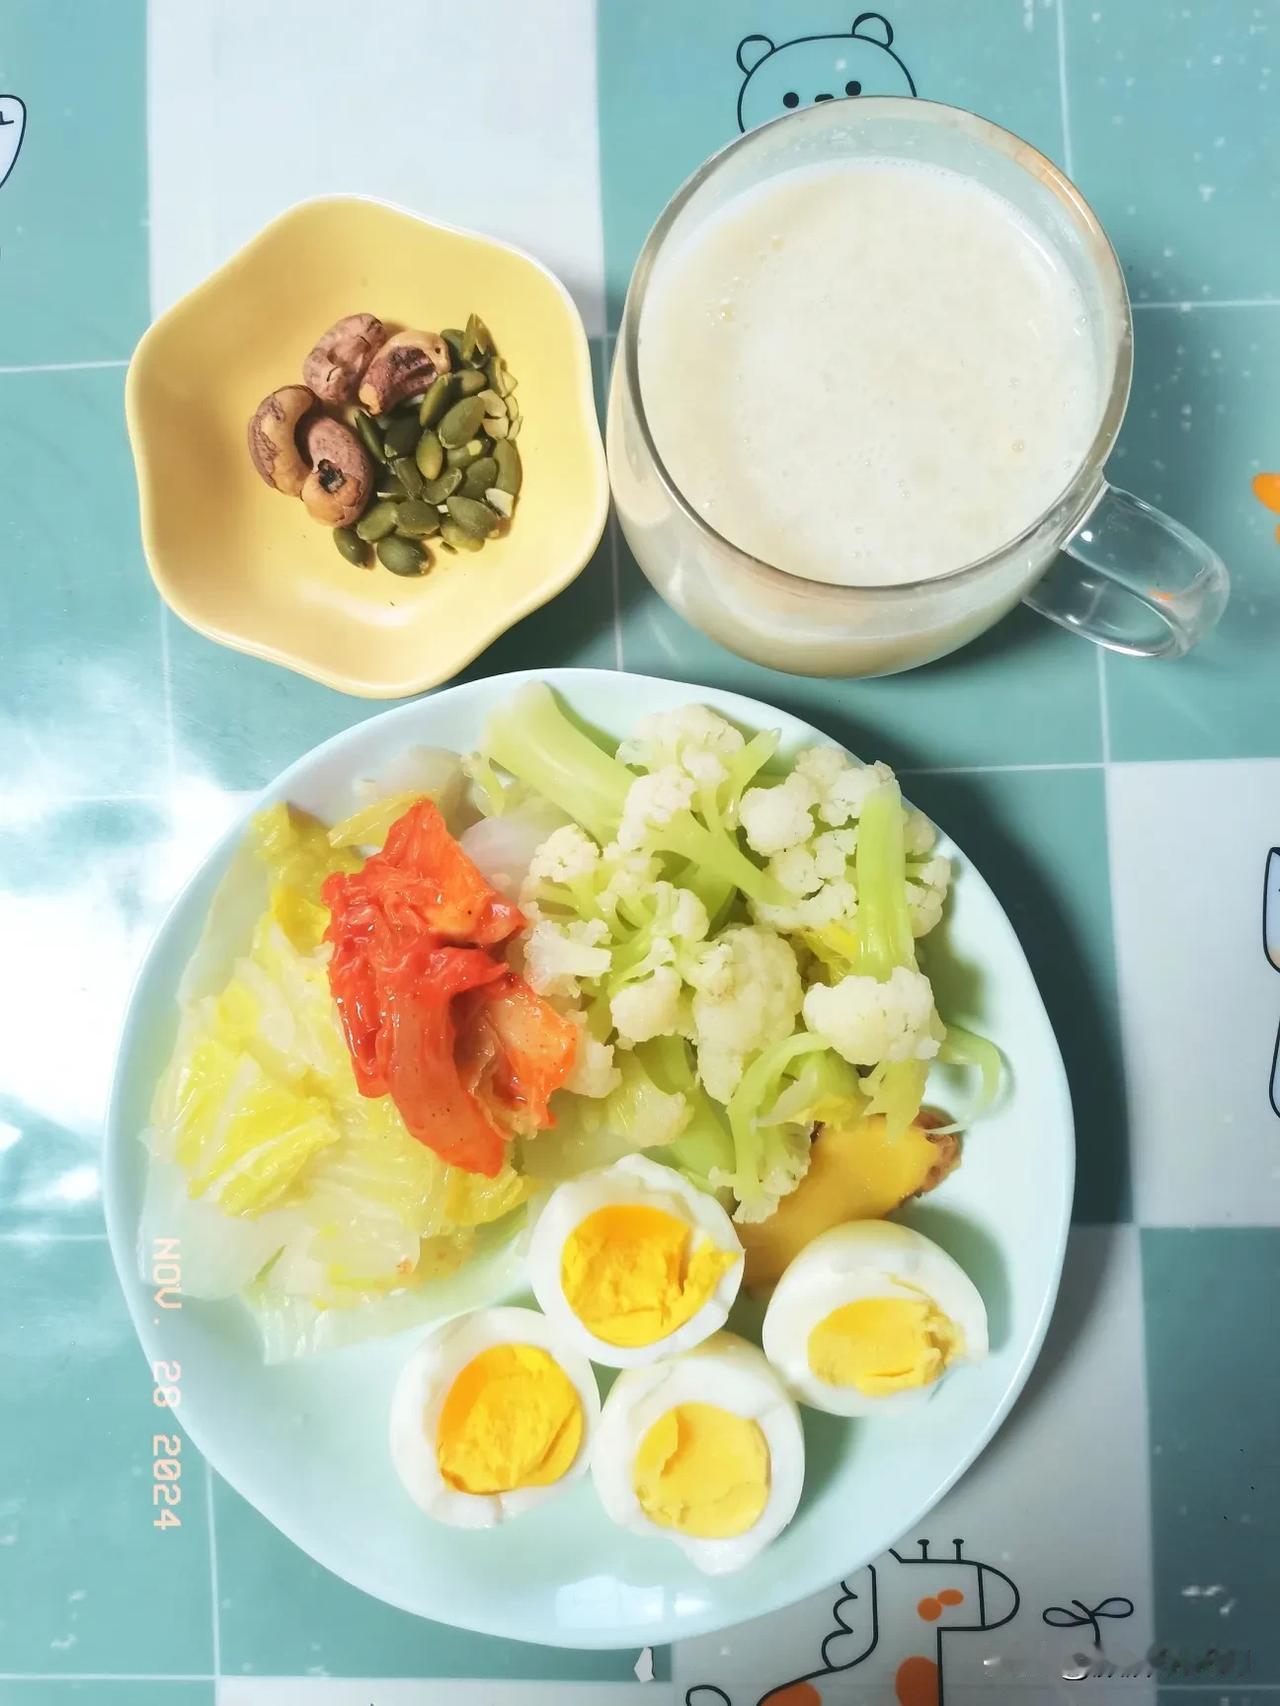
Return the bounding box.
[126,196,608,698]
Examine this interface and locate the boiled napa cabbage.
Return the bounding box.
[142,803,530,1359]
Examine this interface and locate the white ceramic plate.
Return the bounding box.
[105,668,1073,1649]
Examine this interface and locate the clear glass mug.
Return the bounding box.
[607,98,1229,678]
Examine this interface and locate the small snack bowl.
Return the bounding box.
[126,195,608,699]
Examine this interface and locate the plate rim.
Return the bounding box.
[104,664,1075,1649]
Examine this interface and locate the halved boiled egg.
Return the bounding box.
[526,1154,744,1367]
[591,1331,804,1574]
[389,1306,599,1528]
[762,1220,988,1417]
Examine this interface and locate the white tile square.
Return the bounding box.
[674,1228,1153,1702]
[1107,759,1280,1225]
[147,0,606,331]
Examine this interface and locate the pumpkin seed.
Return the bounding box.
[476,388,505,416]
[395,500,441,538]
[377,534,428,575]
[460,456,499,499]
[446,438,484,469]
[421,467,464,504]
[352,410,386,461]
[447,494,500,538]
[507,416,522,440]
[438,395,486,449]
[382,415,420,459]
[484,487,515,519]
[441,520,485,553]
[441,328,466,364]
[418,373,455,427]
[461,313,493,362]
[492,438,522,495]
[375,411,397,430]
[414,429,444,481]
[333,526,369,565]
[355,501,399,542]
[485,356,512,398]
[454,368,487,398]
[391,456,426,499]
[377,474,408,500]
[484,414,509,439]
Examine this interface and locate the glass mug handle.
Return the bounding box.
[1023,484,1230,658]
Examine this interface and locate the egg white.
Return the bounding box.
[388,1305,600,1529]
[591,1331,805,1574]
[762,1220,989,1417]
[526,1154,744,1368]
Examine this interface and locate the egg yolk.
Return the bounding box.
[634,1402,770,1538]
[807,1294,961,1396]
[435,1344,583,1495]
[560,1204,736,1348]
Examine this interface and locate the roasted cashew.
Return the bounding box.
[300,416,372,527]
[302,312,386,404]
[358,330,451,413]
[247,385,316,496]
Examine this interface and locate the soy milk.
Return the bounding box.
[639,158,1102,587]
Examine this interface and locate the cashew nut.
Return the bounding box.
[302,312,387,403]
[247,385,317,496]
[358,330,451,414]
[300,416,372,527]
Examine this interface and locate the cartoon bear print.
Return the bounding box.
[736,13,916,133]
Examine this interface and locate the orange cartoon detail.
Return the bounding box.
[895,1654,941,1706]
[1253,471,1280,542]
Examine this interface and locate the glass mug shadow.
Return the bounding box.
[607,98,1228,679]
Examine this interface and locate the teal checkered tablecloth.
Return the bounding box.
[2,2,1277,1702]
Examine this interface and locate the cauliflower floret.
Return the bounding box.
[617,704,746,789]
[687,938,731,1000]
[615,766,697,852]
[773,828,856,890]
[608,881,710,978]
[752,877,858,935]
[905,809,938,857]
[738,771,819,856]
[597,847,663,912]
[523,823,600,892]
[803,966,942,1067]
[794,746,896,827]
[769,842,825,899]
[604,880,708,1047]
[714,1123,813,1225]
[750,827,858,931]
[663,883,710,945]
[687,925,803,1103]
[906,855,951,939]
[561,1010,621,1098]
[523,917,612,1000]
[611,965,687,1047]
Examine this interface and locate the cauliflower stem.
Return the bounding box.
[934,1023,1004,1127]
[485,682,632,845]
[726,1032,833,1221]
[637,1035,736,1191]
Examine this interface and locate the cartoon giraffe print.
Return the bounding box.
[684,1540,1021,1705]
